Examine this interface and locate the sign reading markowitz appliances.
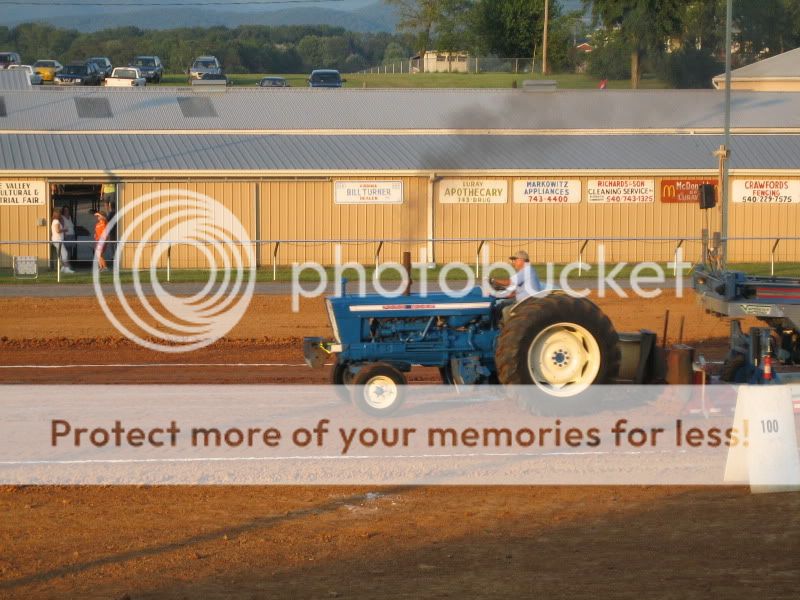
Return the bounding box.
[439,179,508,204]
[334,181,403,204]
[0,181,46,205]
[513,179,581,204]
[732,179,800,204]
[661,179,718,203]
[587,179,655,203]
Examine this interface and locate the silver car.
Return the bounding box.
[189,56,222,80]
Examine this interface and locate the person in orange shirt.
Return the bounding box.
[94,211,108,272]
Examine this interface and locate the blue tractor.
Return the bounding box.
[303,286,622,416]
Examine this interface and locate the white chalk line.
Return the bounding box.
[0,449,690,466]
[0,363,311,369]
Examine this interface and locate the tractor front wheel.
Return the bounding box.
[330,357,355,403]
[351,363,407,417]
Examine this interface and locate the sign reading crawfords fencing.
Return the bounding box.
[587,179,655,203]
[513,179,581,204]
[732,179,800,204]
[0,181,46,205]
[439,179,508,204]
[661,179,718,203]
[334,181,404,204]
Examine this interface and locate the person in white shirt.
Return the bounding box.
[51,208,73,274]
[60,205,76,262]
[490,250,543,320]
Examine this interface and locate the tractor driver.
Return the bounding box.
[489,250,543,319]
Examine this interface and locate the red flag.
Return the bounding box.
[598,79,608,89]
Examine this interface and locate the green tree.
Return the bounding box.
[384,0,447,53]
[586,0,690,88]
[473,0,561,61]
[382,41,407,64]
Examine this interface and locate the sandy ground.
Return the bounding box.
[2,290,796,599]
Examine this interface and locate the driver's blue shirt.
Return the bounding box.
[507,264,543,301]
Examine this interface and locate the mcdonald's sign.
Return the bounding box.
[661,179,718,203]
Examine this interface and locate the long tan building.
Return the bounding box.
[1,87,799,269]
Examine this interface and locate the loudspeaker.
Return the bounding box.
[699,184,716,209]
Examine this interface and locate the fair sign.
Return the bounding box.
[0,181,46,205]
[334,181,403,204]
[513,179,581,204]
[439,179,508,204]
[587,179,655,203]
[732,179,800,204]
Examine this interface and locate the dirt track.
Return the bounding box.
[1,290,796,599]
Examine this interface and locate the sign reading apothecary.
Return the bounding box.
[334,180,404,204]
[514,179,581,204]
[439,179,508,204]
[0,181,46,205]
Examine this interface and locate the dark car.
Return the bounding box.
[257,77,289,88]
[53,62,102,86]
[87,57,113,79]
[129,56,164,83]
[0,51,22,70]
[308,69,345,88]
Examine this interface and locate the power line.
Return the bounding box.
[1,0,345,6]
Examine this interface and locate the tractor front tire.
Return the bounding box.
[351,363,407,417]
[330,356,354,403]
[495,295,620,413]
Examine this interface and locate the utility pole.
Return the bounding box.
[720,0,733,268]
[542,0,550,75]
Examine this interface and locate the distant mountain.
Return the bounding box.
[4,1,396,32]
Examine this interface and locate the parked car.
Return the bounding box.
[191,72,231,87]
[0,52,22,70]
[8,64,43,85]
[32,59,63,82]
[307,69,345,88]
[53,62,103,86]
[189,56,222,80]
[129,56,164,82]
[87,57,113,79]
[104,67,146,87]
[257,76,289,88]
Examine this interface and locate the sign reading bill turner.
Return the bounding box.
[732,179,800,204]
[514,179,581,204]
[0,181,46,205]
[439,179,508,204]
[587,179,655,203]
[334,180,403,204]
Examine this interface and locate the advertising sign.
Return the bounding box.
[439,179,508,204]
[732,179,800,204]
[334,181,403,204]
[660,179,718,203]
[513,179,581,204]
[0,181,46,205]
[587,179,655,203]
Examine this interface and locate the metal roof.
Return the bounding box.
[0,87,800,132]
[0,133,798,173]
[0,70,32,91]
[715,47,800,80]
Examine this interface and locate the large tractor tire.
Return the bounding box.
[495,295,620,413]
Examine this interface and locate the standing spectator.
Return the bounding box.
[51,208,73,274]
[94,211,109,272]
[61,205,77,263]
[104,199,117,265]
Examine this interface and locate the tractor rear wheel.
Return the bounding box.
[351,363,407,417]
[495,295,620,413]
